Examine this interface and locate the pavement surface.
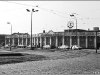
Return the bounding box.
[0,48,100,75]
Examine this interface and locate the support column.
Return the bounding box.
[70,36,72,48]
[9,38,10,45]
[34,37,36,45]
[22,37,23,45]
[13,38,14,46]
[44,37,46,45]
[62,36,64,45]
[86,36,88,48]
[18,37,19,45]
[37,37,38,46]
[50,37,51,46]
[78,36,80,46]
[40,37,42,47]
[94,36,96,48]
[56,36,58,47]
[26,38,27,46]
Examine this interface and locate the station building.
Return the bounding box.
[5,27,100,49]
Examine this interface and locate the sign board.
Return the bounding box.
[67,21,74,28]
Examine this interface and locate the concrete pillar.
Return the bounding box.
[78,36,80,46]
[94,36,96,48]
[62,36,64,45]
[37,37,38,46]
[26,38,27,46]
[86,36,88,48]
[13,38,14,46]
[9,38,10,45]
[40,37,42,47]
[44,37,46,45]
[34,38,35,45]
[70,36,72,48]
[50,37,51,46]
[17,34,19,46]
[56,36,58,47]
[22,37,23,45]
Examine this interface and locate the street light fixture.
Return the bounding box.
[7,22,12,51]
[70,13,78,45]
[26,8,38,50]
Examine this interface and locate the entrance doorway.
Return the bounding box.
[97,43,100,49]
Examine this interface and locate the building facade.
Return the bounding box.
[0,34,6,46]
[5,28,100,49]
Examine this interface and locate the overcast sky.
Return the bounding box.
[0,1,100,34]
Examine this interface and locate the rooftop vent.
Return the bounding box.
[43,30,45,33]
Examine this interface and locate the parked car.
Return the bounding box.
[27,45,35,48]
[51,45,56,49]
[11,44,17,48]
[71,45,82,50]
[43,45,51,49]
[58,45,70,49]
[5,45,10,48]
[27,45,31,48]
[17,45,25,48]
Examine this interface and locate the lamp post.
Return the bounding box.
[7,22,12,51]
[70,13,78,45]
[26,8,38,50]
